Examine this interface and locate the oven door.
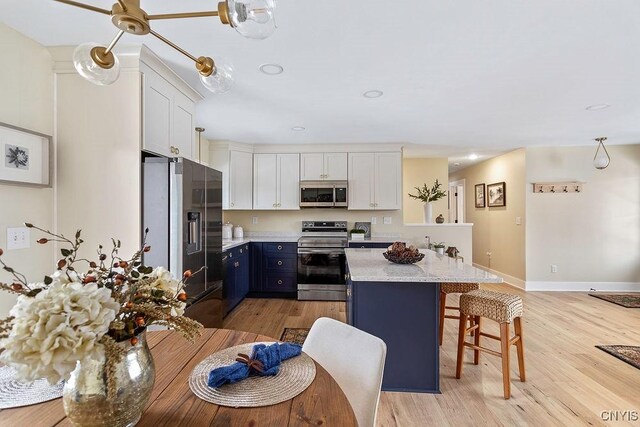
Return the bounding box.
[297,248,346,286]
[300,182,335,208]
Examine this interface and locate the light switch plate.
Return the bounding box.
[371,217,377,225]
[516,216,522,225]
[252,216,258,224]
[7,227,30,250]
[383,216,392,225]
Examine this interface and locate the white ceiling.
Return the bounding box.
[2,0,640,168]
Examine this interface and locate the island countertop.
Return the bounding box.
[345,248,502,283]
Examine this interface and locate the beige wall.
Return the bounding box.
[449,149,526,284]
[0,24,54,317]
[526,145,640,287]
[403,157,449,224]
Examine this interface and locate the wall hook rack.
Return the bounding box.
[532,182,583,194]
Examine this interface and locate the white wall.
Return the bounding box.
[526,145,640,290]
[0,24,54,317]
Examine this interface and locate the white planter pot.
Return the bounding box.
[435,247,445,255]
[423,203,433,224]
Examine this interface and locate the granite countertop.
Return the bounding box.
[347,236,401,244]
[345,248,502,283]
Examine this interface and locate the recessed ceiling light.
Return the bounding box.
[363,90,383,98]
[585,104,611,111]
[291,126,306,131]
[259,63,284,75]
[468,154,479,160]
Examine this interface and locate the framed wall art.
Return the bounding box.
[474,183,485,208]
[0,122,51,186]
[487,181,506,207]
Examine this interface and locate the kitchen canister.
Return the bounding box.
[233,226,244,239]
[222,223,233,240]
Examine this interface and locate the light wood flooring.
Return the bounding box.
[224,284,640,426]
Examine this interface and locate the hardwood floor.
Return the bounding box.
[224,285,640,426]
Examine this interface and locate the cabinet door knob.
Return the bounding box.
[277,245,283,250]
[273,203,276,207]
[231,202,235,207]
[277,279,283,285]
[239,248,243,253]
[277,260,283,266]
[235,261,239,268]
[176,148,180,155]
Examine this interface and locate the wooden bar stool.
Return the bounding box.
[455,289,525,399]
[439,282,480,346]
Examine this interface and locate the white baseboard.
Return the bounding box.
[525,281,640,292]
[472,263,526,289]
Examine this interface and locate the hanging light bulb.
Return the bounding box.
[225,0,277,40]
[73,43,120,86]
[593,137,610,170]
[197,57,235,93]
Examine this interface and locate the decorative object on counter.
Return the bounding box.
[350,229,366,241]
[222,222,233,240]
[233,225,244,239]
[0,122,51,186]
[595,345,640,370]
[383,242,425,264]
[533,182,583,194]
[433,242,445,255]
[0,366,64,409]
[435,214,445,224]
[593,136,611,170]
[57,0,276,92]
[588,293,640,308]
[408,179,447,224]
[487,181,506,207]
[475,183,486,208]
[354,221,372,239]
[280,328,311,346]
[0,224,203,427]
[445,246,460,258]
[189,342,316,407]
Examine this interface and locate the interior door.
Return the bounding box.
[300,153,324,180]
[277,154,300,209]
[253,154,278,209]
[324,152,348,180]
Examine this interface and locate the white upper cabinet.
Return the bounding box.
[348,152,401,210]
[142,67,197,160]
[229,151,253,210]
[254,153,300,210]
[300,152,347,181]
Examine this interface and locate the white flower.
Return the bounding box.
[149,267,181,295]
[0,282,120,384]
[50,269,83,285]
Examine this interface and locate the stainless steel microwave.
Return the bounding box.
[299,181,348,208]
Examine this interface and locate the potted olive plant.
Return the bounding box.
[408,179,447,224]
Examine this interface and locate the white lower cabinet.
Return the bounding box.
[254,153,300,210]
[348,152,402,210]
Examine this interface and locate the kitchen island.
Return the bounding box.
[345,248,502,393]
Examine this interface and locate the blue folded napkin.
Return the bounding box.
[207,342,302,388]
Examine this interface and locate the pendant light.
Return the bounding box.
[593,137,610,170]
[55,0,277,92]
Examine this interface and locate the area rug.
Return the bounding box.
[596,345,640,370]
[588,293,640,308]
[280,328,310,346]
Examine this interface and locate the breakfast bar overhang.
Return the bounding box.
[345,248,503,393]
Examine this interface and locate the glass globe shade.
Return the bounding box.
[226,0,277,40]
[200,59,234,93]
[73,43,120,86]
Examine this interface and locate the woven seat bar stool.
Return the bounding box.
[455,289,525,399]
[439,282,480,346]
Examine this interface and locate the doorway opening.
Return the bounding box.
[448,179,465,223]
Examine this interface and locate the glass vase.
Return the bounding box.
[63,330,155,427]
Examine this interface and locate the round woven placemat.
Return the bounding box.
[189,342,316,408]
[0,366,63,409]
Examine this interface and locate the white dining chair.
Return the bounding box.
[302,317,387,427]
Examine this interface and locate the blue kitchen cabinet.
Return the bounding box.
[348,241,397,249]
[247,242,297,295]
[223,244,250,315]
[250,242,263,292]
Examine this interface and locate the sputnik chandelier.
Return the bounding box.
[54,0,277,93]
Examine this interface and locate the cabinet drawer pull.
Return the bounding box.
[229,253,233,257]
[277,260,283,266]
[176,148,180,155]
[239,248,243,253]
[346,288,352,297]
[277,279,283,285]
[360,245,365,248]
[231,202,235,207]
[277,245,283,250]
[234,261,240,268]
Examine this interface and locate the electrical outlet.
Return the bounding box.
[516,216,522,225]
[371,217,377,225]
[383,216,392,225]
[7,227,30,250]
[551,264,558,273]
[252,216,258,224]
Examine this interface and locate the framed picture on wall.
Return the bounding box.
[487,181,506,207]
[474,183,486,208]
[0,122,51,186]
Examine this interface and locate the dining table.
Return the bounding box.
[0,328,357,427]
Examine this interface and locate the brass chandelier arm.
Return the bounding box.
[104,30,125,55]
[53,0,111,15]
[149,29,198,63]
[147,11,220,21]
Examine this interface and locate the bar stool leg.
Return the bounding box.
[514,317,526,382]
[499,322,511,399]
[456,313,468,379]
[439,291,446,346]
[473,315,481,365]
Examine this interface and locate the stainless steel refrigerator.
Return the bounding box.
[142,156,224,327]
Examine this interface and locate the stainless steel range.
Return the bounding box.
[297,221,348,301]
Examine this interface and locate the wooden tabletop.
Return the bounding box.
[0,329,357,427]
